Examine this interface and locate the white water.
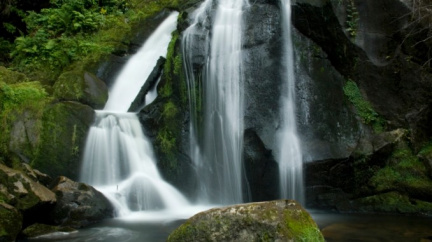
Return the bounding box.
[278,0,304,203]
[183,0,248,204]
[80,12,203,219]
[104,13,178,112]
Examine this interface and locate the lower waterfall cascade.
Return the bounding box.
[80,12,208,219]
[277,0,304,204]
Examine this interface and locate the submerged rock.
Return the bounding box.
[20,223,76,239]
[167,200,324,242]
[49,176,114,228]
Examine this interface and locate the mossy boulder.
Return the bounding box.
[53,71,108,109]
[0,203,22,242]
[49,176,114,228]
[20,223,76,239]
[0,66,28,84]
[167,200,324,242]
[31,101,95,180]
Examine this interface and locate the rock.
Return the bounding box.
[243,128,279,201]
[0,164,56,226]
[20,223,76,239]
[53,71,108,109]
[49,176,114,228]
[167,200,324,242]
[31,101,95,180]
[128,57,166,112]
[406,104,432,152]
[18,163,52,187]
[351,192,432,216]
[0,203,22,242]
[0,66,28,84]
[419,151,432,179]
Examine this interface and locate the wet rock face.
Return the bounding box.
[168,200,324,242]
[243,129,280,201]
[32,101,95,180]
[242,2,282,152]
[49,176,114,228]
[292,0,432,145]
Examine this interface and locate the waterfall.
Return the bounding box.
[80,12,192,217]
[183,0,248,204]
[278,0,304,203]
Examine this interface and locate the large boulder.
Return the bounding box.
[53,71,108,110]
[49,176,114,228]
[0,203,22,242]
[0,164,56,226]
[31,101,95,180]
[167,200,324,242]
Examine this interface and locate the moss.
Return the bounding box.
[419,141,432,156]
[0,203,22,241]
[0,67,28,84]
[282,209,324,242]
[31,102,94,179]
[358,192,432,215]
[53,71,85,101]
[168,201,324,241]
[0,80,49,157]
[343,79,385,132]
[370,147,431,191]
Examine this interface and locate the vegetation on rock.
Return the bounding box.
[168,200,324,242]
[343,79,385,132]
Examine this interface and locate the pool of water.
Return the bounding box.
[28,211,432,241]
[311,212,432,242]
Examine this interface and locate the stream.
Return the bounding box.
[28,212,432,242]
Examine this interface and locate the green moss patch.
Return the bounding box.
[0,80,49,157]
[343,80,385,132]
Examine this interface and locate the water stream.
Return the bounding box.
[278,0,304,203]
[183,0,248,204]
[80,12,201,219]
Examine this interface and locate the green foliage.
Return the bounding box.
[343,79,385,132]
[345,0,359,38]
[163,31,179,82]
[0,80,48,154]
[419,141,432,156]
[370,147,432,192]
[163,101,178,119]
[283,210,324,242]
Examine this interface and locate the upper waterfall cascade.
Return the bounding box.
[183,0,249,204]
[80,12,195,218]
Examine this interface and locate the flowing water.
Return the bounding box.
[278,0,304,203]
[80,12,201,218]
[183,0,248,204]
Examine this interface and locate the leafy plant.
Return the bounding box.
[345,0,359,38]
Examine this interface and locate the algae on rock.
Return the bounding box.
[168,200,324,242]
